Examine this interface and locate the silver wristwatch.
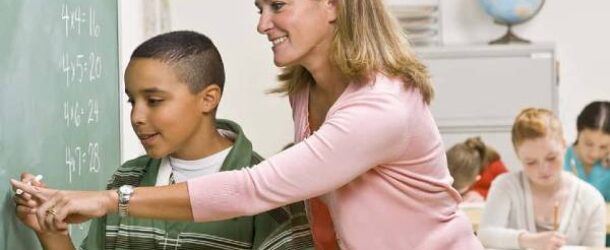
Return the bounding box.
[117,185,134,217]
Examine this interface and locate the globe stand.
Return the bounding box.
[489,24,530,45]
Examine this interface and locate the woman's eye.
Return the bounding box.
[271,1,285,11]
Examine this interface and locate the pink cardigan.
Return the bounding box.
[188,74,482,249]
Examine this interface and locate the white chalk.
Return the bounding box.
[15,174,43,195]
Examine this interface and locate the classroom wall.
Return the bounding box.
[434,0,610,143]
[118,0,147,162]
[118,1,610,162]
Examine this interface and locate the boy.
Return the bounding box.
[15,31,313,250]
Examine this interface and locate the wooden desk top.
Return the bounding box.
[461,203,610,233]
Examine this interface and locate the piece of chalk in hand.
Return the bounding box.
[15,175,43,195]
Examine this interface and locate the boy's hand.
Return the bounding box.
[13,172,47,234]
[10,179,116,234]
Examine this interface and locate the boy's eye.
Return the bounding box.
[147,98,163,106]
[127,99,134,106]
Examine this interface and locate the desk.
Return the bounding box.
[460,202,484,232]
[461,203,610,233]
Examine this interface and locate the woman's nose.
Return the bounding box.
[257,11,273,34]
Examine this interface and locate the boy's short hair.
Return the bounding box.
[131,30,225,93]
[511,108,563,148]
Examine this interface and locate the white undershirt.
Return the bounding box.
[155,129,235,186]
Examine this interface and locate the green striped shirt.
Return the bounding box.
[80,120,313,250]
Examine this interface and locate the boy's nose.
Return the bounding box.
[130,107,146,126]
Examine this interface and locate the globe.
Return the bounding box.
[479,0,545,44]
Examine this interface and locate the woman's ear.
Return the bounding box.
[324,0,338,22]
[198,84,222,114]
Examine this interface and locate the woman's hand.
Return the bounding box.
[13,172,47,234]
[518,231,566,250]
[10,179,117,234]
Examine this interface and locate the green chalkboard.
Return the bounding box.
[0,0,120,249]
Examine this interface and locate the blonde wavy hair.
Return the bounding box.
[272,0,433,104]
[511,108,564,149]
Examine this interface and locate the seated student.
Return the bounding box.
[447,137,508,202]
[564,101,610,201]
[13,31,313,250]
[478,108,606,249]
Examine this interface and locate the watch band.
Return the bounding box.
[117,185,134,217]
[118,202,129,217]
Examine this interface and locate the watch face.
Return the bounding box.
[120,185,133,194]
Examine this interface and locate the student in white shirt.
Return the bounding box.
[478,108,606,250]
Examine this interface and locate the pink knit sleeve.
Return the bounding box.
[187,92,411,221]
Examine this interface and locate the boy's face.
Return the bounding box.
[125,58,208,159]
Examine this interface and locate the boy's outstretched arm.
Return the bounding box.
[117,184,193,220]
[10,179,193,233]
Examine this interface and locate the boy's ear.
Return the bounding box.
[198,84,222,114]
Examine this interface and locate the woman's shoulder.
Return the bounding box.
[358,74,417,97]
[341,74,426,112]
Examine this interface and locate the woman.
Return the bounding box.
[12,0,482,248]
[564,101,610,201]
[446,137,508,202]
[478,108,606,249]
